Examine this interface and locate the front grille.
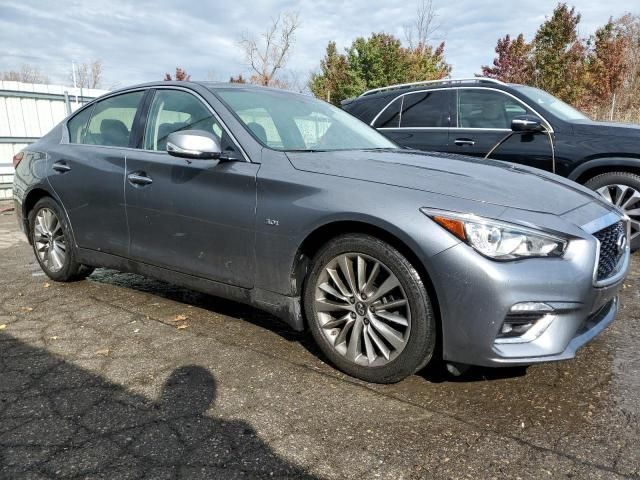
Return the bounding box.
[594,221,626,281]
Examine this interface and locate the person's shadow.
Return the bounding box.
[0,334,320,479]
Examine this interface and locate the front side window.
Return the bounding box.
[215,88,396,151]
[458,89,530,129]
[84,91,144,147]
[67,105,94,144]
[144,90,235,153]
[399,91,450,128]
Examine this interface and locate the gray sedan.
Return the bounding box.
[12,82,630,383]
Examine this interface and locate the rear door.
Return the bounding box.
[373,89,452,152]
[448,88,554,171]
[124,88,259,288]
[47,90,145,256]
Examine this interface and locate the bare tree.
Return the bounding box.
[403,0,440,52]
[239,12,300,87]
[71,60,104,88]
[1,64,49,84]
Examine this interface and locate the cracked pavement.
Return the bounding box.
[1,208,639,479]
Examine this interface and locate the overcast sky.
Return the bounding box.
[1,0,635,90]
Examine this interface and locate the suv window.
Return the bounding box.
[67,105,94,144]
[373,97,402,128]
[458,89,529,129]
[399,91,450,128]
[236,107,283,148]
[144,89,238,155]
[84,91,144,147]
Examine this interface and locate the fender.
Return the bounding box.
[568,157,640,182]
[21,183,78,250]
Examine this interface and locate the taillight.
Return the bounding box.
[12,151,24,168]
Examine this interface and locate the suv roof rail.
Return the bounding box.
[358,77,507,98]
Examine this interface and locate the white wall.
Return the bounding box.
[0,81,109,200]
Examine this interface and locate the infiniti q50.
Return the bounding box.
[12,82,629,383]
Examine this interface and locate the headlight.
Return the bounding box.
[421,209,567,260]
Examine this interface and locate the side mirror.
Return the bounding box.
[166,130,222,160]
[511,115,546,133]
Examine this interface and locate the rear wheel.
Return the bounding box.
[29,197,94,282]
[585,171,640,251]
[303,234,436,383]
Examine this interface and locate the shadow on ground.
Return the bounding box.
[0,333,319,479]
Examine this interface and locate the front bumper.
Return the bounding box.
[429,225,628,368]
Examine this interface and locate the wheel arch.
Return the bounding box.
[22,187,76,247]
[569,157,640,184]
[291,219,442,335]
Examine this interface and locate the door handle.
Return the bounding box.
[127,172,153,186]
[52,161,71,173]
[454,139,476,146]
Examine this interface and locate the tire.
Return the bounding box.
[584,171,640,252]
[303,233,436,383]
[28,197,94,282]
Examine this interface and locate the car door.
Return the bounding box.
[448,88,555,172]
[124,88,259,288]
[47,90,145,256]
[373,89,451,152]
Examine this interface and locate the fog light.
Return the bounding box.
[496,302,555,344]
[509,302,553,313]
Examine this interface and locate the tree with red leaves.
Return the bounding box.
[164,68,191,81]
[480,34,532,84]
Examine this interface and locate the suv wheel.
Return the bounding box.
[29,197,94,282]
[585,172,640,251]
[303,234,436,383]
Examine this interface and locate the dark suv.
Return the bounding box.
[342,78,640,249]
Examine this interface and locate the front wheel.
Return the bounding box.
[29,197,94,282]
[585,171,640,251]
[303,234,436,383]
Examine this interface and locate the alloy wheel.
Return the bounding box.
[596,184,640,241]
[34,208,67,272]
[314,253,411,367]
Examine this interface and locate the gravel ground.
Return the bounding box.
[1,207,639,479]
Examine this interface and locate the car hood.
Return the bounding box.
[571,119,640,138]
[286,149,604,216]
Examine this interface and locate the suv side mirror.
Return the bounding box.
[166,130,222,160]
[511,115,546,133]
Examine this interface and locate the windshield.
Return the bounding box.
[513,85,590,121]
[214,88,397,151]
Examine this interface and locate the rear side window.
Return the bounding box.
[400,91,450,128]
[458,89,530,129]
[84,91,144,147]
[67,106,93,144]
[373,97,402,128]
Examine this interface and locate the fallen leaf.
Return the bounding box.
[174,314,188,322]
[44,283,50,288]
[95,348,110,356]
[176,324,189,330]
[0,324,6,330]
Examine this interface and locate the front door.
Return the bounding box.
[124,88,259,288]
[47,90,145,256]
[447,88,554,172]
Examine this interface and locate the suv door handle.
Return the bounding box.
[127,172,153,186]
[454,138,475,146]
[52,160,71,173]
